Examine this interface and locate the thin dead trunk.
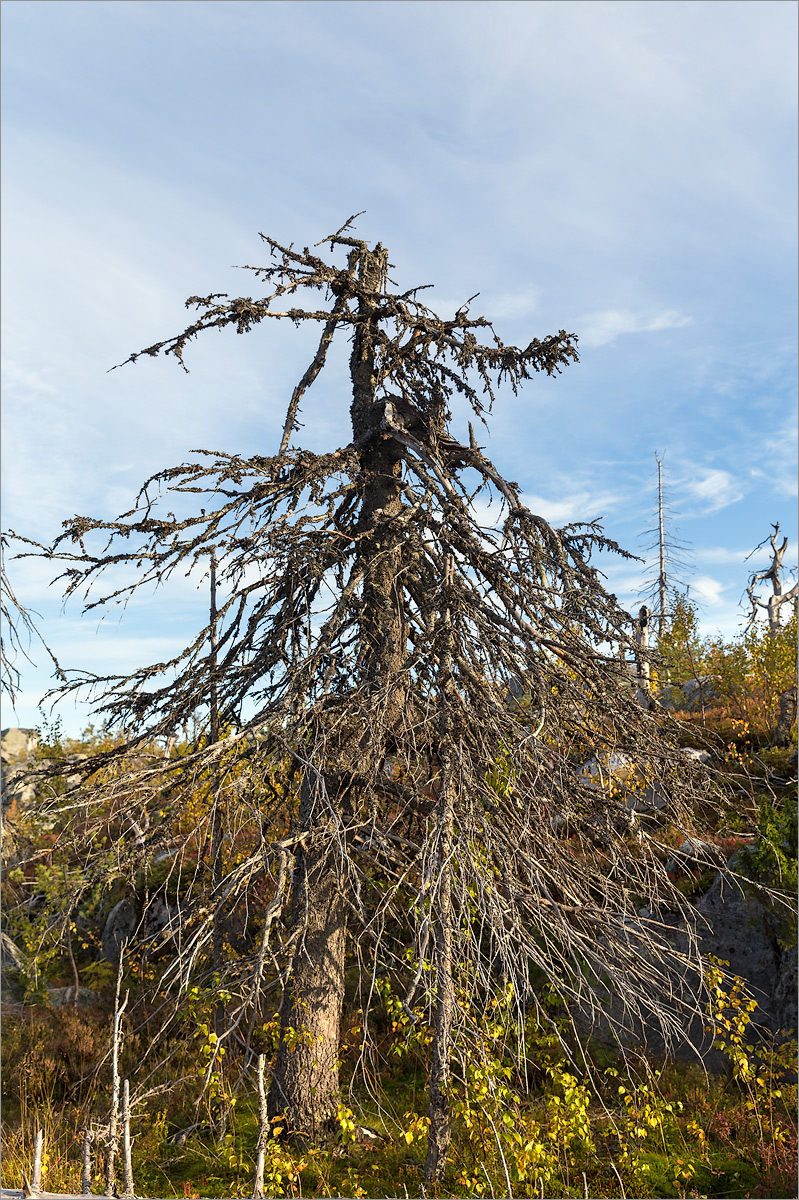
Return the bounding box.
[253,1053,267,1199]
[121,1079,134,1199]
[747,524,798,634]
[209,555,226,1044]
[426,551,456,1185]
[634,604,652,709]
[32,1128,44,1192]
[81,1125,93,1196]
[425,833,455,1184]
[657,457,667,639]
[105,955,128,1197]
[65,887,81,1007]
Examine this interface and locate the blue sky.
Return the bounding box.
[2,0,797,734]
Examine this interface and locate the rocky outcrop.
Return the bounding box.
[694,870,780,1017]
[1,930,27,1003]
[575,851,796,1069]
[45,985,101,1009]
[1,727,39,762]
[664,837,724,876]
[100,898,139,963]
[657,678,724,712]
[773,953,798,1033]
[681,676,723,711]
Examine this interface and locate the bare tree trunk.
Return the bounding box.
[209,555,226,1047]
[267,243,402,1145]
[425,824,455,1184]
[81,1125,93,1196]
[773,685,798,748]
[252,1053,267,1199]
[106,957,128,1197]
[32,1128,44,1192]
[267,774,348,1142]
[634,605,652,709]
[747,524,798,634]
[657,457,667,639]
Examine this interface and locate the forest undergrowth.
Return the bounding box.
[2,601,796,1199]
[1,958,796,1199]
[2,735,796,1196]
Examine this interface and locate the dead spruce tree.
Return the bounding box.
[42,221,721,1181]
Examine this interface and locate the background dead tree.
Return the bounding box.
[745,524,797,748]
[638,453,692,639]
[37,220,728,1182]
[745,523,798,635]
[633,604,653,709]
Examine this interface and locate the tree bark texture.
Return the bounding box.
[81,1126,93,1196]
[634,605,652,709]
[267,773,348,1143]
[773,685,798,748]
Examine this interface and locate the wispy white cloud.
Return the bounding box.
[680,468,745,514]
[691,573,728,607]
[748,424,799,498]
[698,546,757,564]
[578,309,693,348]
[521,490,622,526]
[481,287,541,320]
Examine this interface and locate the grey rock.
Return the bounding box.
[1,929,26,971]
[144,898,182,943]
[772,952,798,1034]
[665,838,724,876]
[576,858,792,1066]
[46,985,101,1009]
[0,727,39,763]
[680,747,711,766]
[656,684,683,711]
[101,897,139,963]
[625,782,666,814]
[1,931,27,1004]
[578,752,634,790]
[2,763,37,806]
[681,676,722,711]
[696,869,779,1019]
[1,818,19,868]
